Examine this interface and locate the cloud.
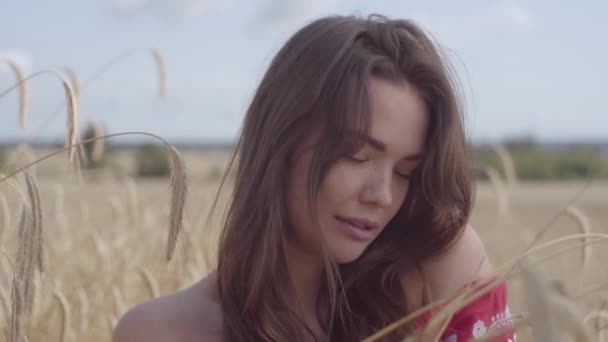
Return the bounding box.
[110,0,233,20]
[0,49,33,74]
[252,0,341,33]
[416,3,536,41]
[501,5,535,29]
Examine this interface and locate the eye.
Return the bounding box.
[346,155,368,163]
[394,170,411,180]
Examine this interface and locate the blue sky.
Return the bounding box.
[1,0,607,143]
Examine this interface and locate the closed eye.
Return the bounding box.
[394,170,411,180]
[345,154,367,163]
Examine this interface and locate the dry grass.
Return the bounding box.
[0,51,606,339]
[1,145,608,340]
[0,58,27,130]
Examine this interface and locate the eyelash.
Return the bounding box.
[345,156,412,180]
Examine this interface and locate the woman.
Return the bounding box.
[113,14,515,341]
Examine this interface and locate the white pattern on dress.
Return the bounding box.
[472,320,487,338]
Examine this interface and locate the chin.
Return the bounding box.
[329,244,369,264]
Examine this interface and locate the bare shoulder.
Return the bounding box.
[112,271,223,342]
[421,224,495,301]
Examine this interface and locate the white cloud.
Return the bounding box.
[419,3,536,40]
[252,0,342,33]
[110,0,233,20]
[501,5,535,29]
[0,49,33,75]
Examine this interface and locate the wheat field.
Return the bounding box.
[1,51,607,341]
[0,146,607,341]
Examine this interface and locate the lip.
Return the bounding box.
[335,215,380,242]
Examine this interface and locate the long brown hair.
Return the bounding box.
[215,14,473,341]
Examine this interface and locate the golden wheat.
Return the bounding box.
[62,67,80,100]
[52,289,71,342]
[135,266,160,298]
[491,144,517,188]
[90,121,105,163]
[77,288,89,335]
[0,58,28,130]
[151,49,167,101]
[0,70,79,165]
[483,165,509,217]
[13,145,37,178]
[563,205,593,269]
[0,193,10,245]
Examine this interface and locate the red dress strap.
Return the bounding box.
[415,278,517,341]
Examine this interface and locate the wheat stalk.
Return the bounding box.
[90,121,105,163]
[0,194,10,245]
[91,231,110,267]
[521,261,560,341]
[0,249,15,340]
[483,165,509,217]
[0,283,8,315]
[23,172,44,274]
[521,180,593,256]
[108,314,118,332]
[0,58,28,130]
[0,132,187,265]
[491,144,517,188]
[112,286,126,316]
[0,286,9,334]
[370,233,608,342]
[14,145,37,178]
[0,173,29,209]
[77,288,89,335]
[501,233,608,279]
[10,204,30,342]
[52,289,71,342]
[32,48,169,139]
[135,266,160,298]
[62,66,80,99]
[166,144,186,262]
[151,49,167,100]
[548,291,592,341]
[0,69,79,164]
[562,205,592,271]
[62,78,79,163]
[7,173,44,342]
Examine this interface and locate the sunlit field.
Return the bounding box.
[1,146,607,341]
[1,44,607,341]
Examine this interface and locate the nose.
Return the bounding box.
[360,168,393,208]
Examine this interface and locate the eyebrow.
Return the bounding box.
[351,133,423,161]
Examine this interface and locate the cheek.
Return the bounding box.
[390,182,410,214]
[319,162,367,206]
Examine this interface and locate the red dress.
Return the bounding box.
[415,279,517,341]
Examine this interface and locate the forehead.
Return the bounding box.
[366,77,429,156]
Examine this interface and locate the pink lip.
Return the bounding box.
[335,216,380,242]
[336,216,380,230]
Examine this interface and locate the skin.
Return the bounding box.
[112,77,494,342]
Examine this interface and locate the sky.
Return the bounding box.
[1,0,607,144]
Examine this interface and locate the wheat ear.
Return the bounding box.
[0,58,28,130]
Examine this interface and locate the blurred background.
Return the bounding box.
[1,0,607,179]
[1,1,608,341]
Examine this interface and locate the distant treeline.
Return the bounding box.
[473,138,608,180]
[2,138,608,180]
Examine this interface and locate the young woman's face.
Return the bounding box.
[287,77,429,264]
